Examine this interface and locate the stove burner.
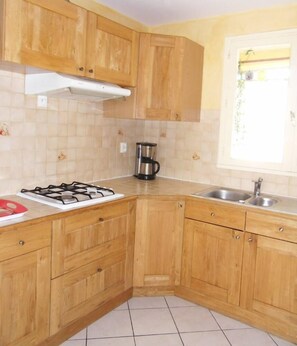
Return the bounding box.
[20,181,116,206]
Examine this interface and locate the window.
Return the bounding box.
[218,30,297,175]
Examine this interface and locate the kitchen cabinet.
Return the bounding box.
[50,199,136,334]
[103,33,204,121]
[133,197,184,294]
[181,211,244,305]
[240,211,297,341]
[86,13,139,86]
[0,0,87,76]
[0,221,51,346]
[0,0,139,86]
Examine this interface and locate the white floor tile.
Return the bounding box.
[87,337,135,346]
[165,296,197,308]
[128,296,167,309]
[170,306,220,333]
[114,302,129,310]
[270,334,296,346]
[61,340,85,346]
[87,310,133,339]
[130,308,177,335]
[68,328,86,340]
[224,328,277,346]
[135,333,183,346]
[181,331,231,346]
[211,311,252,330]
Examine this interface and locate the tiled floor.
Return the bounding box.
[62,296,296,346]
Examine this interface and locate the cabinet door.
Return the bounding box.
[51,250,126,335]
[0,248,50,346]
[241,233,297,339]
[86,12,139,86]
[136,33,181,120]
[133,198,185,290]
[181,219,244,306]
[1,0,87,75]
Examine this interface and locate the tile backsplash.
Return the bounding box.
[1,69,297,197]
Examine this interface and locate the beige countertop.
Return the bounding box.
[1,176,297,228]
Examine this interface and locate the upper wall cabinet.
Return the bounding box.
[0,0,139,86]
[0,0,87,76]
[86,13,139,86]
[103,33,204,121]
[136,33,204,121]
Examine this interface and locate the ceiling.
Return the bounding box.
[94,0,297,26]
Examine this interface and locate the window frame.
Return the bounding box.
[218,29,297,175]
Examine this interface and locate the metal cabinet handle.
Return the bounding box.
[248,237,253,242]
[88,69,94,73]
[78,66,84,71]
[19,240,25,246]
[97,268,103,273]
[210,212,215,217]
[234,235,240,240]
[98,217,104,222]
[278,227,284,232]
[178,202,183,208]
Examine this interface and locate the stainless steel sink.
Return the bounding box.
[197,188,252,202]
[248,196,278,207]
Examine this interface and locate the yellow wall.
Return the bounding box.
[151,4,297,110]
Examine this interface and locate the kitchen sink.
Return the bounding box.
[195,188,252,202]
[248,196,278,207]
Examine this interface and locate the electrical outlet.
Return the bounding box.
[120,142,127,153]
[37,95,48,108]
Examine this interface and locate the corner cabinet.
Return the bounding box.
[0,0,87,76]
[133,197,185,295]
[0,221,51,346]
[0,0,139,86]
[136,33,204,121]
[50,199,136,335]
[180,199,245,306]
[103,33,204,121]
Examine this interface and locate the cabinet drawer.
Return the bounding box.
[0,221,51,261]
[185,198,246,230]
[246,211,297,243]
[52,201,131,277]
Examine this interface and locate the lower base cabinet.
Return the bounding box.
[241,232,297,340]
[181,219,244,306]
[0,248,51,346]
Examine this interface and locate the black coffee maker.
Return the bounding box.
[134,142,160,180]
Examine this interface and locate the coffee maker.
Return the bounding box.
[134,142,160,180]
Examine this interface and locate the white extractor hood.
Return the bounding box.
[25,72,131,102]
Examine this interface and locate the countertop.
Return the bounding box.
[1,176,297,228]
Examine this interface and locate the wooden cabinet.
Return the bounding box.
[241,212,297,341]
[136,33,203,121]
[0,222,51,346]
[86,13,139,86]
[0,0,87,76]
[50,200,136,334]
[103,33,204,121]
[133,198,184,294]
[0,0,139,86]
[181,219,244,306]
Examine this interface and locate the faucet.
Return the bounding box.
[253,177,263,197]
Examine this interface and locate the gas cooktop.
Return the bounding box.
[17,181,124,210]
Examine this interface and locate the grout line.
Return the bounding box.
[209,310,232,346]
[164,296,185,346]
[127,298,137,346]
[268,333,280,346]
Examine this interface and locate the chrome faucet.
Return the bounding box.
[253,177,263,197]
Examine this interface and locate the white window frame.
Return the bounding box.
[218,29,297,175]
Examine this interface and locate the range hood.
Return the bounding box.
[25,72,131,102]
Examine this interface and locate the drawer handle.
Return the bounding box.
[210,212,215,217]
[88,69,94,73]
[278,227,284,232]
[248,237,253,242]
[78,66,84,71]
[98,217,104,222]
[234,235,241,240]
[19,240,25,246]
[97,268,103,273]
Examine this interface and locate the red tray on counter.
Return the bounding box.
[0,199,28,221]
